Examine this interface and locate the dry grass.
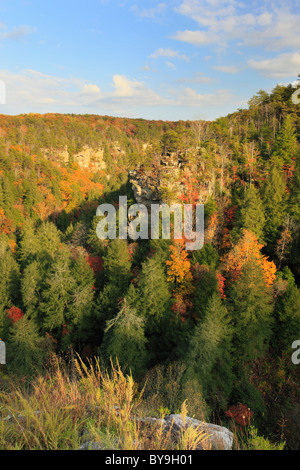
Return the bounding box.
[0,354,209,451]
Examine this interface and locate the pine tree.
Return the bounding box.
[40,247,75,334]
[18,221,39,266]
[262,162,287,247]
[102,239,132,291]
[103,298,148,378]
[186,293,233,408]
[227,261,274,361]
[136,253,171,329]
[6,316,45,376]
[18,221,62,268]
[273,267,300,353]
[69,254,95,336]
[134,254,174,364]
[190,242,219,270]
[21,260,44,318]
[192,265,219,320]
[240,186,266,242]
[0,249,20,312]
[271,115,298,167]
[288,162,300,276]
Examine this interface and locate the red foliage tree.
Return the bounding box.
[225,404,253,427]
[6,306,24,324]
[86,255,103,273]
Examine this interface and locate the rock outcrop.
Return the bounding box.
[129,169,162,207]
[42,145,107,171]
[162,414,233,450]
[79,414,233,451]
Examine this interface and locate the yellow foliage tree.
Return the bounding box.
[166,239,194,317]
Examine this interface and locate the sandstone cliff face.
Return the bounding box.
[129,151,214,207]
[42,145,107,171]
[129,169,163,207]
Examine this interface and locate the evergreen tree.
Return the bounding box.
[21,260,44,319]
[239,186,266,242]
[271,115,298,167]
[69,254,95,341]
[227,261,274,361]
[36,222,62,259]
[190,242,219,270]
[40,247,75,334]
[192,265,219,320]
[136,254,171,329]
[102,239,131,291]
[273,267,300,353]
[6,316,46,376]
[103,299,148,378]
[18,221,39,266]
[262,162,286,247]
[135,253,174,364]
[185,293,233,409]
[0,249,20,312]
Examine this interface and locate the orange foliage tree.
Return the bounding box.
[166,239,194,318]
[221,229,276,287]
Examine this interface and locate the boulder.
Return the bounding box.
[163,414,233,450]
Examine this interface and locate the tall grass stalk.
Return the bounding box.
[0,354,209,450]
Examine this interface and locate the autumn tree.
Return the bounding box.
[166,239,193,293]
[221,229,277,288]
[166,239,194,318]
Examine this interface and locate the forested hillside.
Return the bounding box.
[0,81,300,450]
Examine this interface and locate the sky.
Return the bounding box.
[0,0,299,121]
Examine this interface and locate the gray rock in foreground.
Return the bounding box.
[79,414,233,451]
[163,414,233,450]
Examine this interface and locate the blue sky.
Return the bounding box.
[0,0,299,120]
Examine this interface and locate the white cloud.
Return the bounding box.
[149,48,189,61]
[248,52,300,78]
[175,87,234,108]
[0,24,36,39]
[176,72,216,84]
[173,0,300,51]
[171,30,213,46]
[0,69,170,115]
[213,65,239,73]
[82,84,101,94]
[111,74,170,107]
[132,3,167,19]
[113,75,137,97]
[166,61,176,70]
[241,9,300,50]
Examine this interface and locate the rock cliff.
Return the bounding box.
[42,145,107,171]
[129,151,214,207]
